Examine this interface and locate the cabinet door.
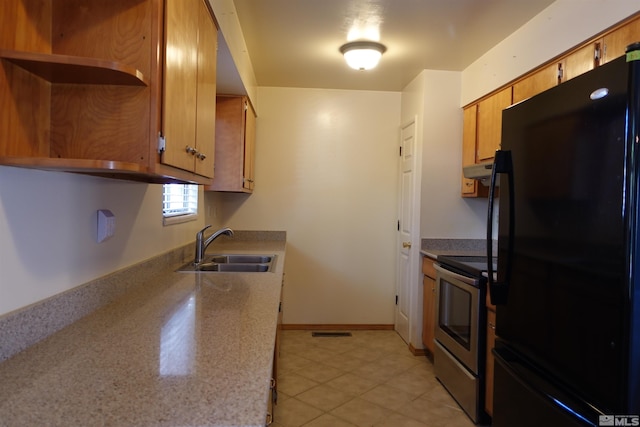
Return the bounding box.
[208,96,245,191]
[422,257,436,354]
[422,276,436,354]
[562,40,601,82]
[162,0,199,172]
[476,87,512,161]
[461,105,478,196]
[486,309,497,416]
[208,96,256,192]
[242,101,256,191]
[603,17,640,64]
[194,0,217,178]
[513,62,560,104]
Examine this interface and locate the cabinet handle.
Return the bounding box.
[185,145,196,155]
[402,241,412,248]
[196,152,207,160]
[488,322,496,330]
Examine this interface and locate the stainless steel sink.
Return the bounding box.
[176,254,276,273]
[196,263,271,272]
[208,255,274,264]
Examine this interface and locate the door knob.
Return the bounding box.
[402,241,412,248]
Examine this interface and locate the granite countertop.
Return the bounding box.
[0,237,285,427]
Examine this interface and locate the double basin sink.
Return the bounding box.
[177,254,276,273]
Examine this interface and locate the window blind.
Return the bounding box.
[162,184,198,218]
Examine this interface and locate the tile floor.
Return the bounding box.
[272,330,477,427]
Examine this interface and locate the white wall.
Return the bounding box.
[0,166,207,316]
[205,87,401,325]
[400,70,488,348]
[402,70,492,242]
[417,71,487,239]
[462,0,640,105]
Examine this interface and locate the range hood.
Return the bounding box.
[463,161,496,186]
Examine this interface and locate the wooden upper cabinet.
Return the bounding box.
[194,0,217,178]
[0,0,218,184]
[513,62,560,104]
[162,0,199,173]
[162,0,217,178]
[207,96,257,193]
[562,40,602,82]
[1,0,152,166]
[460,13,640,198]
[563,16,640,79]
[476,87,512,162]
[603,16,640,64]
[462,105,480,197]
[461,104,490,198]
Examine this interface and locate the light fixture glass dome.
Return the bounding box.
[340,41,387,71]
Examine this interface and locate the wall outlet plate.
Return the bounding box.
[97,209,115,243]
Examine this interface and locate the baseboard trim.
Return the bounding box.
[408,343,427,356]
[282,324,394,331]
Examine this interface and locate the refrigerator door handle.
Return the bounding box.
[487,149,514,305]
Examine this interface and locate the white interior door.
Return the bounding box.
[395,119,417,344]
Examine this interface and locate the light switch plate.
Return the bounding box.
[97,209,115,243]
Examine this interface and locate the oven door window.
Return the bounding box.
[438,278,472,350]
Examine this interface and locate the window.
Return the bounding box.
[162,184,198,225]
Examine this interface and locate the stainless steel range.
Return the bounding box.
[433,255,492,424]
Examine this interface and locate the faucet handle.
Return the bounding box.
[197,225,212,237]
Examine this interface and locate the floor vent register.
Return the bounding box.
[311,332,352,337]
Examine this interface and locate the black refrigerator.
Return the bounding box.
[487,44,640,427]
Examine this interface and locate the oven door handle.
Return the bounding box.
[434,264,481,287]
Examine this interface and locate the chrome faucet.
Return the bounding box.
[194,226,234,264]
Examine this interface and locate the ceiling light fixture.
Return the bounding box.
[339,41,387,71]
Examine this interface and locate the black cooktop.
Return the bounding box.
[437,255,496,278]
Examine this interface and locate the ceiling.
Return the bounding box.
[225,0,555,92]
